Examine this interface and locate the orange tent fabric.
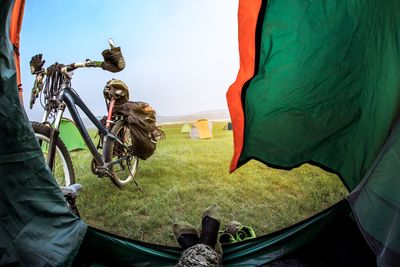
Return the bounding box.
[9,0,25,104]
[226,0,262,172]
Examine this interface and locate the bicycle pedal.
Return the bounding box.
[95,166,112,178]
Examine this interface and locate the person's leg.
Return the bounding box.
[200,204,221,248]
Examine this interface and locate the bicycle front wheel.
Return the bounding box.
[31,121,76,187]
[103,120,138,187]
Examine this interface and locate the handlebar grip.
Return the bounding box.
[92,61,103,68]
[61,61,102,74]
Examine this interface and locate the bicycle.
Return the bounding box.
[29,39,141,189]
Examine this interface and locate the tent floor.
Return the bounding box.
[72,212,376,267]
[265,213,376,267]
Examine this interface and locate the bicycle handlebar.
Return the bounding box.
[29,59,103,109]
[60,60,103,74]
[29,39,124,108]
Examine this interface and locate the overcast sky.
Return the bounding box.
[20,1,239,121]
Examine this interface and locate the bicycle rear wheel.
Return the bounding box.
[31,121,76,187]
[103,120,138,187]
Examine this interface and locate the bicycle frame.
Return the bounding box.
[42,86,121,171]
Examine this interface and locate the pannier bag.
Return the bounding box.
[113,101,164,160]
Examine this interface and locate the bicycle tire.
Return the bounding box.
[103,120,138,187]
[31,121,76,186]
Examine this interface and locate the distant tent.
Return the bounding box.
[180,123,191,133]
[190,119,212,139]
[59,118,86,151]
[223,122,233,131]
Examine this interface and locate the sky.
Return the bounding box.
[20,1,239,121]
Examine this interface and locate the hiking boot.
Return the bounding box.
[236,225,256,241]
[219,230,237,244]
[173,221,199,250]
[200,204,221,249]
[226,220,242,236]
[219,221,240,244]
[225,221,256,242]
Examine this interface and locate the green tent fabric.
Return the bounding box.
[230,0,400,266]
[0,1,87,266]
[348,118,400,265]
[78,200,358,266]
[59,118,86,151]
[239,0,400,191]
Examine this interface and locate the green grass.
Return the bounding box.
[70,122,348,246]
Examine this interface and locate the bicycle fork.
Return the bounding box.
[43,105,65,172]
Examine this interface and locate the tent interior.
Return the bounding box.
[2,0,400,266]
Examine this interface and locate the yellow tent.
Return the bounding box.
[190,119,212,139]
[181,123,191,133]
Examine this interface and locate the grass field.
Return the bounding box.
[70,122,348,246]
